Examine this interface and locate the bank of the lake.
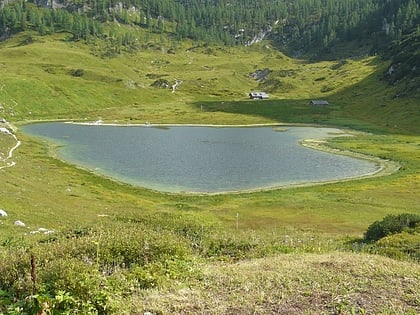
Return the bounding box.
[20,122,391,194]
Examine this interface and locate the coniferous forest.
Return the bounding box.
[1,0,419,55]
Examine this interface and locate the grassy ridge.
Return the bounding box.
[0,32,419,313]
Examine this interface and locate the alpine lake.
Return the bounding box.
[21,122,381,194]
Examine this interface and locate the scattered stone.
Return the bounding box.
[0,127,12,135]
[0,209,7,217]
[172,79,182,93]
[14,220,25,227]
[30,227,55,234]
[125,80,138,89]
[83,256,94,265]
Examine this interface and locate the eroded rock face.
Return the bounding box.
[32,0,66,9]
[249,68,270,82]
[151,78,170,89]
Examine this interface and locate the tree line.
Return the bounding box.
[0,0,419,53]
[0,2,104,40]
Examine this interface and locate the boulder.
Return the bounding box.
[14,220,25,227]
[0,127,12,135]
[0,209,7,217]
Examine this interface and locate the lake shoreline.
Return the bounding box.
[20,121,400,196]
[68,120,308,128]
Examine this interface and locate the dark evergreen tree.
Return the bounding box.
[0,0,418,53]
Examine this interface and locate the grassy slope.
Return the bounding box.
[1,32,418,132]
[0,32,419,313]
[137,253,420,314]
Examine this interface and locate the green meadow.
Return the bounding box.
[0,32,419,314]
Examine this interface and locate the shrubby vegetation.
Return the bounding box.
[0,215,199,313]
[358,213,420,261]
[70,68,84,77]
[1,211,418,313]
[0,211,347,314]
[374,231,420,261]
[364,213,420,242]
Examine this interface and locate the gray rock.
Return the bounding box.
[14,220,25,227]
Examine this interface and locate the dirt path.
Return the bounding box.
[0,124,20,170]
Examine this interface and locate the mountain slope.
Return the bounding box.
[0,30,418,134]
[384,30,420,93]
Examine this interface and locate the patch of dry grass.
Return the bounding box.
[133,253,420,314]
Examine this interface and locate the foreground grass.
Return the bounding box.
[137,253,420,314]
[1,214,419,314]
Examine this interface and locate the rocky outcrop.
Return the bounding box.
[1,0,69,9]
[32,0,67,9]
[249,68,270,82]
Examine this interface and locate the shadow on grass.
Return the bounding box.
[192,68,419,135]
[193,97,387,133]
[195,98,329,123]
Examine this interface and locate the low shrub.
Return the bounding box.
[150,78,170,88]
[206,237,256,260]
[70,69,85,77]
[321,84,335,92]
[364,213,420,242]
[376,231,420,261]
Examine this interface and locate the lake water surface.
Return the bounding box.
[21,123,380,193]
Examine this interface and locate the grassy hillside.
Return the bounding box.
[0,32,418,133]
[0,32,419,314]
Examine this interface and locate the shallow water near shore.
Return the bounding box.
[21,123,380,193]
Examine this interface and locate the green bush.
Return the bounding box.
[0,215,202,314]
[206,237,257,260]
[0,249,33,298]
[70,69,85,77]
[364,213,420,242]
[376,232,420,261]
